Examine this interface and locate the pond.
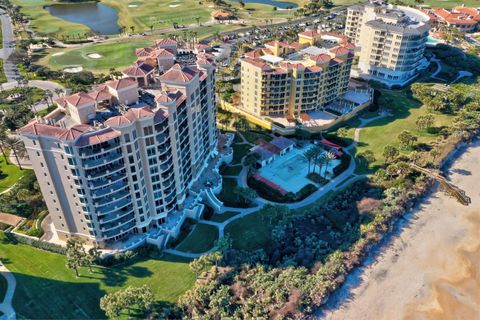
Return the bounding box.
[230,0,298,9]
[46,2,119,35]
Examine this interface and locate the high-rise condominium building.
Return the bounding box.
[345,1,430,86]
[240,31,354,117]
[18,39,218,247]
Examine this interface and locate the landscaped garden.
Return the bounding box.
[175,223,218,254]
[0,232,194,319]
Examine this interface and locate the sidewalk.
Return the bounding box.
[0,264,16,320]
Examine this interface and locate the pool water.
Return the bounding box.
[258,146,340,193]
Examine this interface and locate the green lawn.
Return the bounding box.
[218,177,239,206]
[224,208,273,251]
[219,165,242,176]
[175,223,218,253]
[0,155,28,192]
[232,144,251,164]
[210,211,240,223]
[0,232,194,319]
[353,87,454,173]
[242,131,273,144]
[39,24,239,73]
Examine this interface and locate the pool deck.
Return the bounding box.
[257,145,339,193]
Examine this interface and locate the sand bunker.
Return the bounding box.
[52,52,65,57]
[127,4,138,7]
[87,53,102,59]
[169,4,181,7]
[63,66,83,73]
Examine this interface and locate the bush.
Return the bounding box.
[5,231,66,255]
[307,172,328,185]
[333,153,351,177]
[248,175,318,203]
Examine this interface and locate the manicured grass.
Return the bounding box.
[242,131,273,144]
[13,0,304,39]
[46,39,152,73]
[0,155,28,192]
[0,273,7,303]
[175,223,218,253]
[224,208,273,251]
[0,232,194,319]
[218,177,239,206]
[10,0,90,38]
[210,211,240,223]
[232,144,251,164]
[353,87,454,173]
[219,164,242,176]
[39,24,239,73]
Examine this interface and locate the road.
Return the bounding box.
[0,9,18,82]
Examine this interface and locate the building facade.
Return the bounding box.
[345,1,430,86]
[18,39,218,247]
[240,32,354,117]
[423,6,480,32]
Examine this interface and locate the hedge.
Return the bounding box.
[333,153,351,177]
[5,231,66,255]
[248,175,318,203]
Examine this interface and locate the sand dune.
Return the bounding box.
[321,141,480,320]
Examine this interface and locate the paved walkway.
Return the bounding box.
[0,9,17,82]
[0,264,16,320]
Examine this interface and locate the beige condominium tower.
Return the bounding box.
[345,1,430,86]
[240,31,354,118]
[18,39,218,247]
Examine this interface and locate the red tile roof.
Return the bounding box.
[65,92,95,108]
[56,124,91,141]
[75,128,121,147]
[330,46,350,56]
[89,87,113,102]
[159,64,198,82]
[299,30,320,38]
[135,47,154,57]
[155,38,177,46]
[124,107,155,122]
[122,63,155,77]
[106,77,137,90]
[310,53,331,63]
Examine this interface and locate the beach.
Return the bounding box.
[321,141,480,320]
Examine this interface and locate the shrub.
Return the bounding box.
[333,153,351,177]
[248,176,318,203]
[5,231,66,255]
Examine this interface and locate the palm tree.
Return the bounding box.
[0,130,9,162]
[54,88,64,97]
[311,146,323,174]
[323,151,336,178]
[301,148,316,174]
[7,137,27,170]
[315,154,326,176]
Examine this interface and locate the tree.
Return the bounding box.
[0,129,9,162]
[6,137,27,170]
[314,152,325,176]
[357,150,375,167]
[130,26,135,34]
[302,148,316,174]
[397,130,417,149]
[383,145,399,163]
[322,151,336,178]
[416,114,434,131]
[337,127,348,138]
[87,245,101,273]
[430,148,440,163]
[234,187,257,206]
[243,152,260,168]
[65,238,87,277]
[100,285,154,318]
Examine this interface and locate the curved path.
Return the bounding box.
[0,264,16,320]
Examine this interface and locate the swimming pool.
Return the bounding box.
[257,146,340,193]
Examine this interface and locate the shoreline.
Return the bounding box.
[319,139,480,319]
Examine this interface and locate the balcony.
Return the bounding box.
[96,197,132,215]
[86,162,125,180]
[83,152,123,169]
[89,172,126,190]
[100,215,136,232]
[94,189,131,207]
[79,143,120,158]
[91,181,128,199]
[102,220,136,239]
[98,208,135,224]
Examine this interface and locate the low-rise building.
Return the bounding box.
[424,6,480,32]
